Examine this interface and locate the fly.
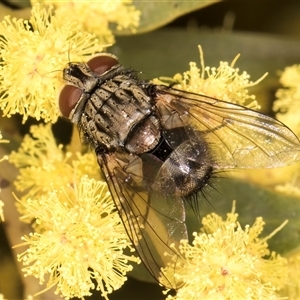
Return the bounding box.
[59,53,300,289]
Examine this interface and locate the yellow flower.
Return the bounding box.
[280,251,300,300]
[271,64,300,195]
[9,123,101,222]
[273,64,300,135]
[16,175,139,299]
[153,46,266,110]
[32,0,141,44]
[275,174,300,197]
[0,4,104,123]
[162,202,288,300]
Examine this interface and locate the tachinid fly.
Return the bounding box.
[59,53,300,289]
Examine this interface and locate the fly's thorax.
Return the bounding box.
[79,72,161,154]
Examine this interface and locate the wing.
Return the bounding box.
[97,150,187,289]
[155,85,300,169]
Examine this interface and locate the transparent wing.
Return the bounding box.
[155,86,300,169]
[97,151,187,289]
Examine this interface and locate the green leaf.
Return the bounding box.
[0,5,31,20]
[112,29,300,110]
[186,178,300,255]
[5,0,31,8]
[115,0,221,34]
[114,29,300,78]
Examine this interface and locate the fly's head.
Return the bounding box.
[59,53,119,122]
[63,62,96,90]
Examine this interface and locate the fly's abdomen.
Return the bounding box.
[152,138,213,197]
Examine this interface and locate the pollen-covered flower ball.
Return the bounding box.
[152,45,265,110]
[9,123,102,222]
[34,0,141,44]
[16,176,140,299]
[161,202,287,300]
[0,4,102,123]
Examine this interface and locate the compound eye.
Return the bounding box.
[59,54,119,118]
[59,84,82,118]
[87,54,119,74]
